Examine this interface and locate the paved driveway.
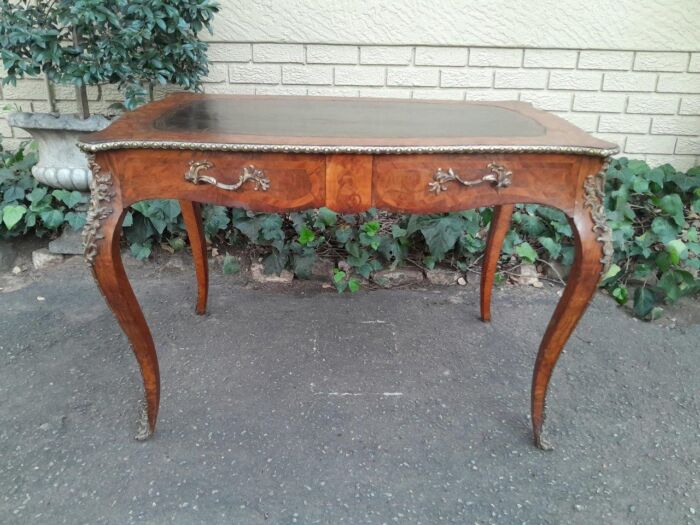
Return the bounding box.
[1,256,698,524]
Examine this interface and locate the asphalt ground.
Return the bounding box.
[1,254,698,524]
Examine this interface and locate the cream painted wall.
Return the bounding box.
[209,0,700,51]
[1,0,699,165]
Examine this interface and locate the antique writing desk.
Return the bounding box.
[79,94,617,448]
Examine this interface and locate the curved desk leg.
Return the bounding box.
[480,204,515,322]
[87,200,160,440]
[531,208,604,450]
[180,200,209,315]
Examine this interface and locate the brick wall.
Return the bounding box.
[1,45,699,169]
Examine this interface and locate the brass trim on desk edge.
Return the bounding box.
[78,140,619,157]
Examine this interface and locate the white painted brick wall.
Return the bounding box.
[307,45,357,64]
[1,44,698,168]
[415,47,468,66]
[578,51,634,71]
[335,66,384,86]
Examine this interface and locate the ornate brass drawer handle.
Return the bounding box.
[428,162,512,195]
[185,160,271,191]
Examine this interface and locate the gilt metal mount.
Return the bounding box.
[428,162,512,195]
[185,160,271,192]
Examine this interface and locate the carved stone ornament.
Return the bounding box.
[82,154,115,265]
[583,158,614,273]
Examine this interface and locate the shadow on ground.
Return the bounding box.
[1,254,698,524]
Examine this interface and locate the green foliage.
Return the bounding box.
[0,142,88,238]
[599,158,700,318]
[0,0,219,110]
[222,254,240,275]
[2,139,698,320]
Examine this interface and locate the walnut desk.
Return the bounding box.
[79,94,618,449]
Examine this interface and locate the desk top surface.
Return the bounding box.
[81,93,617,156]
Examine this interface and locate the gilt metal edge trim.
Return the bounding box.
[583,158,614,274]
[78,140,619,157]
[83,154,116,265]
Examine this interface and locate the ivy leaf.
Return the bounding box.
[122,211,134,228]
[657,271,681,302]
[633,287,657,318]
[632,175,649,194]
[263,248,288,275]
[65,211,86,230]
[538,236,561,259]
[520,214,545,236]
[646,167,665,189]
[362,220,380,237]
[292,250,316,279]
[611,286,628,305]
[52,189,84,208]
[168,237,186,252]
[316,207,337,227]
[391,224,407,239]
[419,216,463,260]
[601,263,621,285]
[515,242,537,263]
[203,205,230,236]
[335,226,353,244]
[348,278,360,293]
[298,225,315,246]
[222,255,241,275]
[665,239,687,265]
[28,186,48,203]
[2,204,27,229]
[3,185,25,202]
[333,269,346,284]
[39,209,64,229]
[651,217,679,244]
[657,194,685,226]
[130,242,152,260]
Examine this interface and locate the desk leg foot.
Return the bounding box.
[180,200,209,315]
[531,210,603,449]
[480,204,514,322]
[135,400,154,441]
[89,206,160,439]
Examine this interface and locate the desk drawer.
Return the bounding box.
[372,154,579,213]
[118,151,326,211]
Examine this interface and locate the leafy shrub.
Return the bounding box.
[1,139,698,319]
[599,158,700,318]
[0,143,88,238]
[0,0,219,110]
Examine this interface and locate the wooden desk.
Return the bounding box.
[79,94,617,449]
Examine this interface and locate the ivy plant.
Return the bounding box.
[2,139,698,320]
[599,158,700,318]
[1,142,87,238]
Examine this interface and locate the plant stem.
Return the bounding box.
[72,27,90,119]
[43,76,56,113]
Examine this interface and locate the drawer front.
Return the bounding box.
[372,154,580,213]
[117,150,326,211]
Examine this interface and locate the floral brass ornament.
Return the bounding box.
[428,162,513,195]
[185,160,271,192]
[583,158,614,274]
[83,154,115,265]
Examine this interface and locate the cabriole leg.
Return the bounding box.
[84,160,160,440]
[180,200,209,315]
[531,206,606,449]
[480,204,514,322]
